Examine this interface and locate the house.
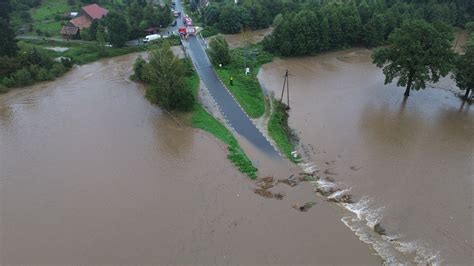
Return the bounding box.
[60,3,108,39]
[60,25,80,40]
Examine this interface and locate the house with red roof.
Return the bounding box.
[61,3,108,39]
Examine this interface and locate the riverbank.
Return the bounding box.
[258,48,473,263]
[0,52,381,264]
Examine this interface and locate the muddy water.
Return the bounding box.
[259,48,474,264]
[208,28,273,49]
[0,53,381,264]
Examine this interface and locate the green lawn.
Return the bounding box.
[29,0,69,36]
[186,71,258,179]
[212,45,273,118]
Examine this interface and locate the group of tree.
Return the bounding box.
[132,42,196,111]
[0,0,72,92]
[199,0,473,36]
[201,0,293,34]
[262,0,473,56]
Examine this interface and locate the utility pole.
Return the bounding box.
[280,69,290,109]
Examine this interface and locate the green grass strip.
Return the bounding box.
[268,100,298,163]
[187,73,257,179]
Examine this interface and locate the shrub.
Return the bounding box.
[131,56,146,81]
[37,67,53,81]
[2,77,15,88]
[0,84,9,93]
[13,68,33,86]
[49,63,66,77]
[208,35,231,66]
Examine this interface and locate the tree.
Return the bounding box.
[141,42,195,111]
[96,26,107,56]
[208,35,231,66]
[106,12,130,48]
[218,4,242,34]
[453,37,474,99]
[372,20,454,97]
[0,0,18,57]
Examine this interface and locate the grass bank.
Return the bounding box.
[268,100,298,163]
[186,67,258,179]
[212,44,272,118]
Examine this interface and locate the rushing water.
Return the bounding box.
[0,53,381,264]
[259,48,474,264]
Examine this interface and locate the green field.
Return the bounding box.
[212,45,273,118]
[29,0,69,36]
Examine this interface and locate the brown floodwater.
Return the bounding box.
[259,48,474,264]
[0,53,381,264]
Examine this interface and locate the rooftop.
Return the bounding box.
[82,4,108,20]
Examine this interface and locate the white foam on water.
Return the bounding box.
[298,157,443,264]
[327,188,351,200]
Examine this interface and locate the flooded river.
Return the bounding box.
[0,53,380,263]
[259,48,473,264]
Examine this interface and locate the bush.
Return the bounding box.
[2,77,15,88]
[200,26,219,38]
[13,68,33,86]
[49,63,66,77]
[37,67,53,81]
[131,56,146,81]
[208,35,231,66]
[0,84,10,93]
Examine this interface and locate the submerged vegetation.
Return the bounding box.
[268,100,297,162]
[372,19,455,97]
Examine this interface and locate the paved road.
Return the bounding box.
[185,36,280,158]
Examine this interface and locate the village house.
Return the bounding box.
[60,3,108,40]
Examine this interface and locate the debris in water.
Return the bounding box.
[350,166,362,171]
[254,188,273,198]
[325,176,335,182]
[273,192,285,200]
[292,201,317,212]
[324,169,337,175]
[374,223,387,235]
[253,176,285,200]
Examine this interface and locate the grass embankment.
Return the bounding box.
[268,100,298,163]
[29,0,69,36]
[186,69,258,179]
[213,45,272,118]
[20,37,182,65]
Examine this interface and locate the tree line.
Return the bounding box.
[262,0,473,56]
[199,0,473,36]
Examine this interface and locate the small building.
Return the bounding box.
[61,3,108,39]
[60,25,80,40]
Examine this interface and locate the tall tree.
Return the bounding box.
[0,18,18,57]
[106,11,130,47]
[208,35,231,66]
[142,42,195,111]
[372,20,454,97]
[0,0,18,57]
[453,37,474,99]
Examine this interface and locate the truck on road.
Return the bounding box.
[143,34,161,43]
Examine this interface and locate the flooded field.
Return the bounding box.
[217,28,273,49]
[0,53,380,264]
[259,48,473,263]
